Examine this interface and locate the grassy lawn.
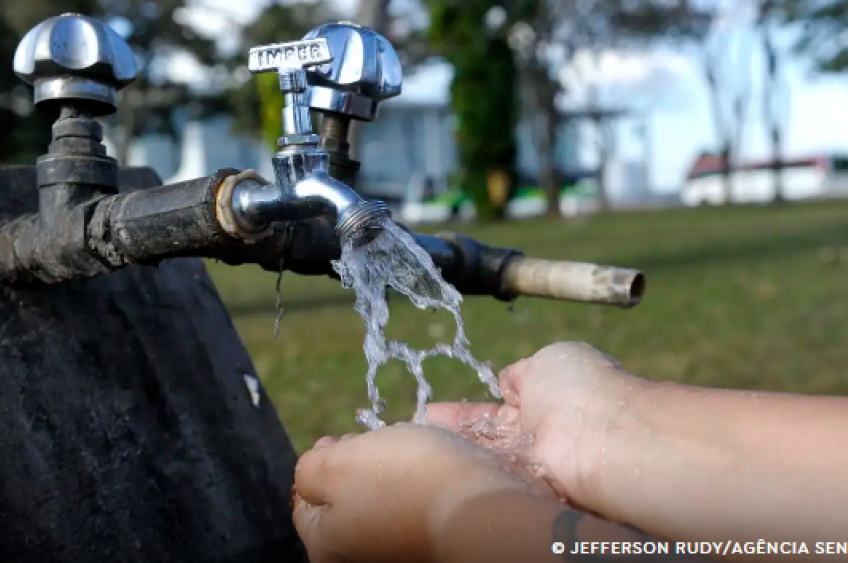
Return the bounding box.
[206,201,848,453]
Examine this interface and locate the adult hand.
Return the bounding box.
[425,341,646,511]
[291,423,543,563]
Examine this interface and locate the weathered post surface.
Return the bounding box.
[0,165,305,563]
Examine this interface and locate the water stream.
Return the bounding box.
[332,218,501,429]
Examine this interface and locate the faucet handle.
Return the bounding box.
[302,22,402,122]
[248,38,333,94]
[248,38,333,138]
[13,13,137,116]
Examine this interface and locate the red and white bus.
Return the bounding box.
[681,154,848,206]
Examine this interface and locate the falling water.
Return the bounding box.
[332,218,501,429]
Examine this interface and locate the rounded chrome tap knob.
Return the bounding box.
[302,22,402,121]
[13,13,137,116]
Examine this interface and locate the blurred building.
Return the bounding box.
[107,103,597,200]
[107,60,660,208]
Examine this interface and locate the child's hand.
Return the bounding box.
[425,341,645,510]
[291,423,540,563]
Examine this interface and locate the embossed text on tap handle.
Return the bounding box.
[247,38,333,73]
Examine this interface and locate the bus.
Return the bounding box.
[681,154,848,207]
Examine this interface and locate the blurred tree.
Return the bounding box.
[425,0,528,220]
[228,2,342,152]
[610,1,755,205]
[3,0,98,35]
[701,16,757,205]
[0,15,46,164]
[785,0,848,72]
[756,0,793,204]
[508,1,563,216]
[512,0,629,215]
[94,0,224,164]
[457,0,694,216]
[347,0,437,162]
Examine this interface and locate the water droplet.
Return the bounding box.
[617,398,627,407]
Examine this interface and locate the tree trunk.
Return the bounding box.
[596,160,610,212]
[0,165,305,563]
[702,56,734,205]
[536,114,560,217]
[594,117,612,212]
[720,144,733,205]
[762,25,785,204]
[771,128,784,204]
[537,79,561,218]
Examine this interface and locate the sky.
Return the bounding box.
[174,0,848,192]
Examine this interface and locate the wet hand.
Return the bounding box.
[425,342,645,510]
[291,423,540,563]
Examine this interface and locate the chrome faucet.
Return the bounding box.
[229,36,390,243]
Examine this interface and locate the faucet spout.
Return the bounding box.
[230,147,390,243]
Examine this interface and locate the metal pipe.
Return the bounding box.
[0,170,647,309]
[409,231,646,307]
[501,258,646,308]
[318,114,359,188]
[94,170,240,264]
[231,168,362,230]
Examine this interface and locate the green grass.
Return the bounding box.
[206,201,848,453]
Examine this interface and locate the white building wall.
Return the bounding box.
[107,104,590,201]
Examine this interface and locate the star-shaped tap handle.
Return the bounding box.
[247,38,334,139]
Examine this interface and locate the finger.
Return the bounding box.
[294,445,338,507]
[423,402,502,429]
[498,358,530,407]
[536,341,618,370]
[292,492,329,562]
[314,436,340,449]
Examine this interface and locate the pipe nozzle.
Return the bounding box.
[336,199,391,247]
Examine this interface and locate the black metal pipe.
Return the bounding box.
[409,232,523,302]
[0,200,109,284]
[0,170,243,284]
[91,169,240,265]
[0,167,526,302]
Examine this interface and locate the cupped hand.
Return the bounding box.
[424,341,646,509]
[291,423,542,563]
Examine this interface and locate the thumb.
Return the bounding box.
[293,439,339,507]
[291,492,329,562]
[498,357,530,407]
